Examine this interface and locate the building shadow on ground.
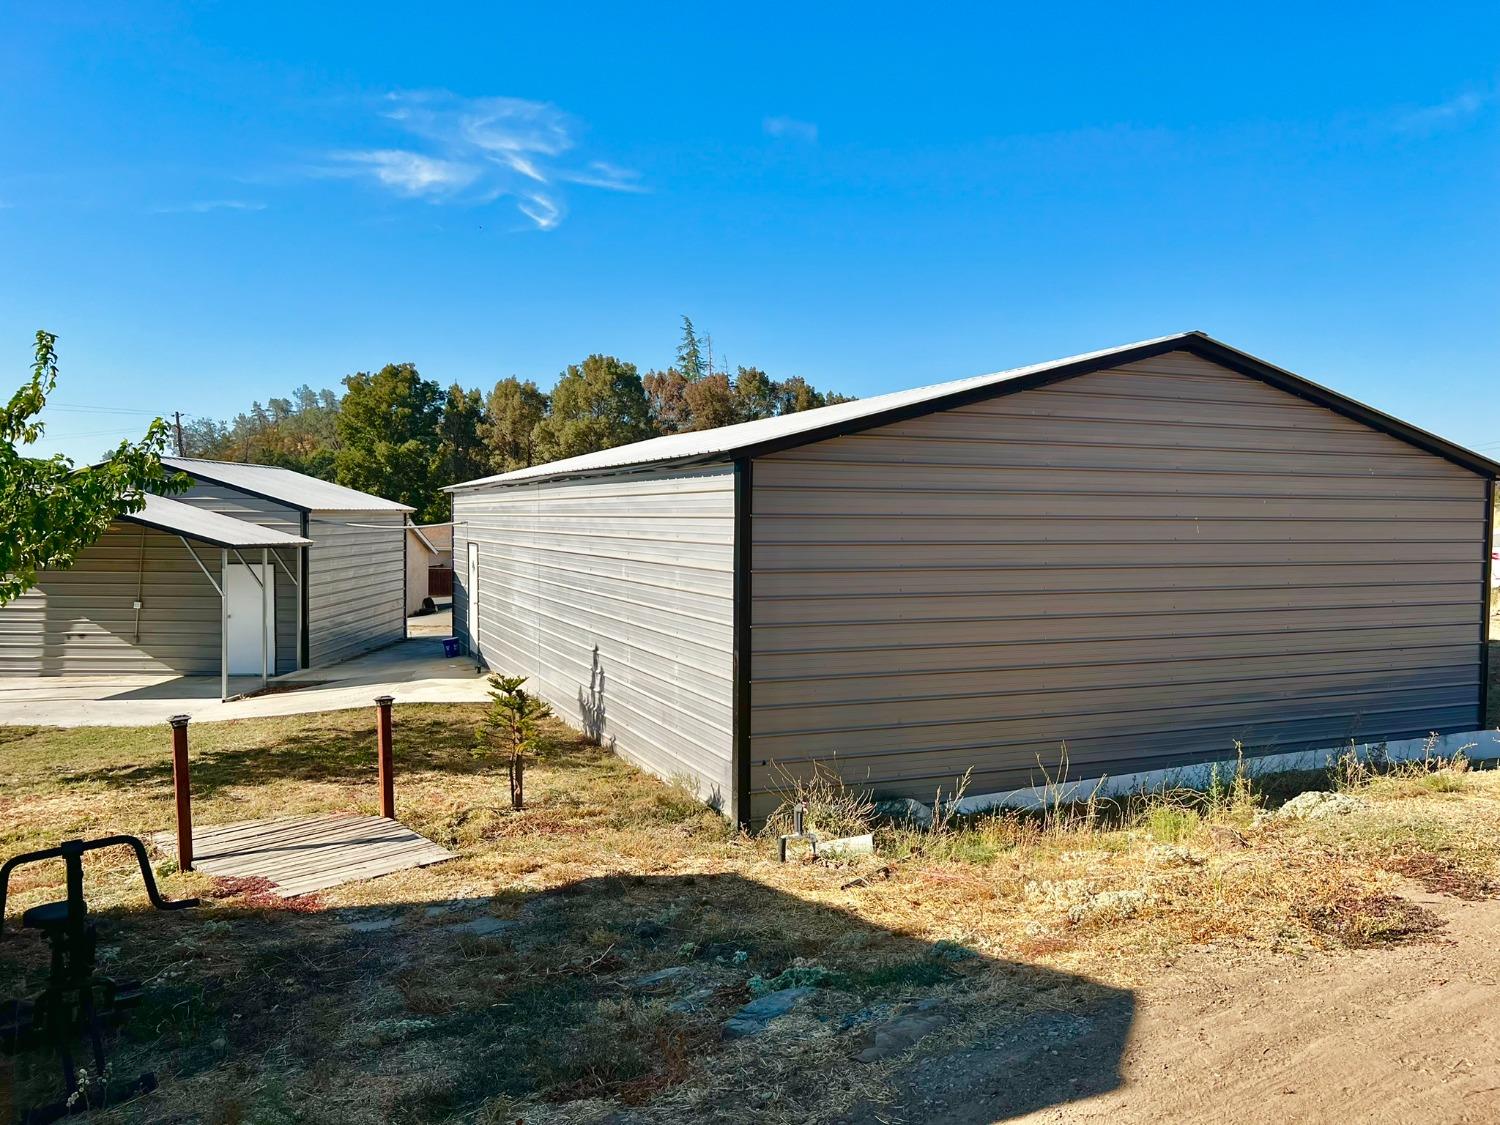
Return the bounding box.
[2,869,1134,1124]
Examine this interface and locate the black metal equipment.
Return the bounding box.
[0,835,197,1123]
[777,802,820,862]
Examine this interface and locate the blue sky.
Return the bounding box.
[3,2,1498,464]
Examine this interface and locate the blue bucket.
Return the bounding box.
[442,637,461,658]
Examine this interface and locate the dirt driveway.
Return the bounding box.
[860,889,1500,1124]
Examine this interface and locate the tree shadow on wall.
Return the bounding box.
[578,644,610,748]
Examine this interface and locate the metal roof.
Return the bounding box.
[162,458,414,512]
[121,493,313,549]
[445,331,1500,489]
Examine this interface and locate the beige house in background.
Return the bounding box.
[406,523,455,614]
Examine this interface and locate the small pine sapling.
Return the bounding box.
[476,674,552,810]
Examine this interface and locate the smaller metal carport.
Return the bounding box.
[120,494,313,699]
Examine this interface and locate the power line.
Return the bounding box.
[40,425,161,438]
[44,403,179,416]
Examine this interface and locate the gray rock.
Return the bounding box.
[668,986,720,1014]
[453,916,517,937]
[344,917,396,933]
[1276,791,1365,821]
[853,998,953,1063]
[872,797,933,830]
[635,966,694,991]
[723,987,814,1038]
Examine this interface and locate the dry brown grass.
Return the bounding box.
[3,710,1500,1122]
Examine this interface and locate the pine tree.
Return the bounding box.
[676,315,704,381]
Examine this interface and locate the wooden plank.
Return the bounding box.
[150,813,455,897]
[271,846,455,896]
[248,833,443,882]
[192,814,358,855]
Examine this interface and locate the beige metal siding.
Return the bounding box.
[748,350,1487,817]
[452,467,736,811]
[307,512,406,667]
[406,530,438,615]
[168,479,301,673]
[0,523,223,675]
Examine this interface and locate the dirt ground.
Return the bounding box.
[857,888,1500,1124]
[6,711,1500,1123]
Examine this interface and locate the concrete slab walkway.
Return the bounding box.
[0,636,488,728]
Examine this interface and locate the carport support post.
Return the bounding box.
[261,546,270,689]
[220,548,229,700]
[375,695,395,819]
[169,714,193,872]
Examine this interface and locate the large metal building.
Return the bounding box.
[447,333,1498,824]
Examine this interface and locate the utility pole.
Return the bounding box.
[173,411,185,456]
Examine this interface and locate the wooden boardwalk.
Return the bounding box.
[152,813,455,898]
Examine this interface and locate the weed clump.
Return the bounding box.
[1294,888,1441,948]
[763,765,876,841]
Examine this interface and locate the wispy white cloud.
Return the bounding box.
[328,150,479,196]
[324,91,642,229]
[1391,86,1494,134]
[560,160,647,193]
[153,199,268,214]
[763,115,819,143]
[517,193,562,231]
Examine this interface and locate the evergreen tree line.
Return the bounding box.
[182,318,854,522]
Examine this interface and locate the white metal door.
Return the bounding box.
[225,563,275,675]
[466,542,480,656]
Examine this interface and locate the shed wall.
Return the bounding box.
[453,467,736,811]
[748,350,1488,817]
[0,523,225,675]
[169,479,301,673]
[307,511,407,666]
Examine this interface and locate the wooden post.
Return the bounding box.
[169,714,193,871]
[375,695,395,819]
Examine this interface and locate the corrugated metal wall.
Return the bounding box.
[170,479,301,673]
[748,350,1488,817]
[452,467,736,810]
[307,512,406,667]
[0,523,225,675]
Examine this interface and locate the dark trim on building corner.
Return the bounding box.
[731,458,752,829]
[1482,478,1496,729]
[300,511,311,670]
[171,466,316,514]
[1180,336,1497,479]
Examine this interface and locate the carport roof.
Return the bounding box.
[122,493,313,548]
[162,457,414,513]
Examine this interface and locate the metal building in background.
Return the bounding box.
[448,332,1499,824]
[0,461,410,697]
[161,458,413,668]
[0,494,311,698]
